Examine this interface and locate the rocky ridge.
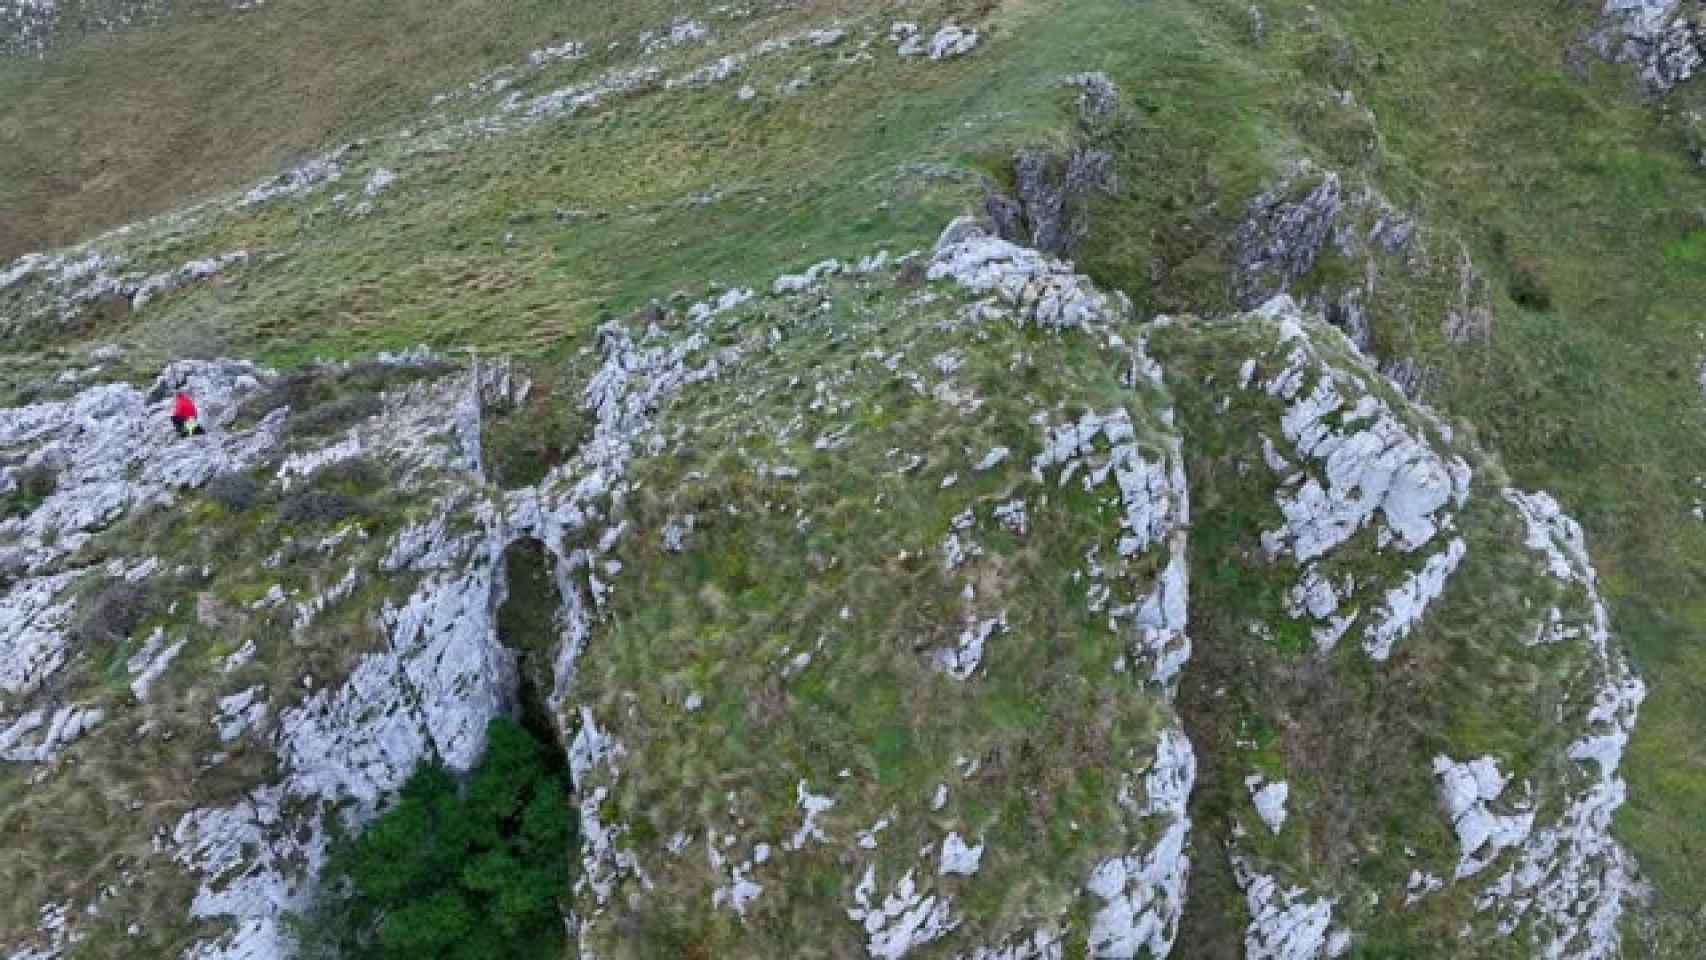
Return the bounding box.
[0,0,1680,953]
[0,209,1650,959]
[1151,298,1645,959]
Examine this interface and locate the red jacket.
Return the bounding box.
[172,392,198,420]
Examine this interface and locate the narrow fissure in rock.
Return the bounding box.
[497,537,572,766]
[1170,605,1250,960]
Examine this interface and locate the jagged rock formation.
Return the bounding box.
[1228,160,1491,399]
[984,74,1120,258]
[0,204,1652,958]
[0,0,1686,954]
[1151,298,1644,960]
[1593,0,1704,92]
[1233,175,1347,311]
[985,148,1116,257]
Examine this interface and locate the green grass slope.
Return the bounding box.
[3,0,1706,952]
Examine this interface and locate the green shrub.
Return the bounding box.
[480,368,593,491]
[234,360,450,434]
[339,358,455,394]
[1,461,57,518]
[311,456,386,494]
[72,579,157,645]
[291,392,383,438]
[235,370,330,426]
[278,489,367,528]
[205,471,263,513]
[303,716,574,960]
[273,457,391,531]
[1507,256,1552,311]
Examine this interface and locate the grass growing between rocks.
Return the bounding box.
[2,0,1153,365]
[0,443,455,952]
[5,0,1706,950]
[1153,310,1614,954]
[566,267,1182,955]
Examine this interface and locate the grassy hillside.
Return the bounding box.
[1146,5,1706,939]
[0,0,722,259]
[4,0,1706,952]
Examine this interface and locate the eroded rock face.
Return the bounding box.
[0,356,474,955]
[1229,164,1457,397]
[984,73,1120,259]
[167,316,736,959]
[985,148,1116,257]
[0,222,1652,960]
[1233,175,1344,310]
[1594,0,1704,92]
[1151,297,1647,960]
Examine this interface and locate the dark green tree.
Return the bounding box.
[306,716,575,960]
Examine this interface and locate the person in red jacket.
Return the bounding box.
[171,391,205,437]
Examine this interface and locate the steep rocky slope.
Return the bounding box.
[1155,299,1644,959]
[0,222,1652,958]
[2,0,1704,957]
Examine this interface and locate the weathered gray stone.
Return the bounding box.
[1247,299,1467,566]
[130,250,249,311]
[1232,859,1351,960]
[127,628,187,701]
[928,25,978,60]
[1594,0,1703,92]
[986,148,1115,256]
[928,221,1125,330]
[939,832,984,876]
[640,17,707,54]
[1066,72,1120,120]
[1085,729,1194,958]
[1433,754,1536,880]
[213,686,268,744]
[849,866,959,959]
[1234,174,1344,309]
[241,143,359,207]
[1247,776,1290,835]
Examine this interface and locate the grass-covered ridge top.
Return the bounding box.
[564,224,1198,957]
[2,0,1706,953]
[0,0,1095,365]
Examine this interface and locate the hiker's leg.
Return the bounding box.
[171,415,187,437]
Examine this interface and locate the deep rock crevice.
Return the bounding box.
[495,537,570,758]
